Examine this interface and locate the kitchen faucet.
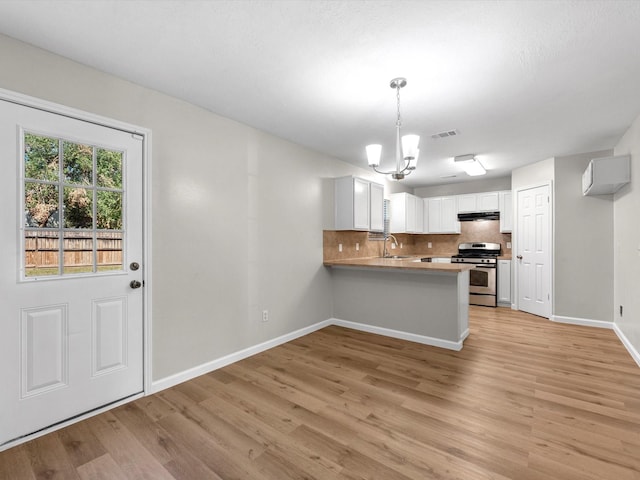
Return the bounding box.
[382,234,399,258]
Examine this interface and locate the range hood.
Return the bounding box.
[457,211,500,221]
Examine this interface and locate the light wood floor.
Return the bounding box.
[2,307,640,479]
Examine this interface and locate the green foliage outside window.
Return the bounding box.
[24,133,123,230]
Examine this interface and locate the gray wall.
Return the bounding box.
[554,150,614,321]
[413,176,511,197]
[511,152,618,323]
[511,157,554,190]
[614,113,640,354]
[0,34,410,381]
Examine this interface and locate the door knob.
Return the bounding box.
[130,280,142,289]
[516,255,523,260]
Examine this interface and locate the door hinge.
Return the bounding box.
[132,133,144,141]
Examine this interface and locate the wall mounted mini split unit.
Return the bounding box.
[582,155,630,196]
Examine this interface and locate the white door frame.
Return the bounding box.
[513,180,554,318]
[0,87,152,448]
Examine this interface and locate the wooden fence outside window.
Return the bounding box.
[24,230,122,269]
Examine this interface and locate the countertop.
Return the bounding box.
[323,256,475,273]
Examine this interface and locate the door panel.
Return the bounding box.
[92,297,128,375]
[21,305,69,396]
[1,100,144,447]
[516,184,551,317]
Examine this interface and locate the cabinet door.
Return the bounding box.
[389,193,406,233]
[353,177,370,230]
[477,192,500,211]
[369,182,384,232]
[497,259,511,304]
[440,196,460,233]
[457,194,477,213]
[415,196,424,233]
[427,197,442,233]
[423,198,430,233]
[499,191,513,233]
[406,194,417,233]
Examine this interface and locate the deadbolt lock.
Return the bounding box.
[130,262,140,271]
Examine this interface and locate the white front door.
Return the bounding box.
[0,100,144,447]
[516,184,551,318]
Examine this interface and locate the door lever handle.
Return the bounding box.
[130,280,142,289]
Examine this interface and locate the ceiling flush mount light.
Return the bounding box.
[454,154,486,176]
[366,77,420,181]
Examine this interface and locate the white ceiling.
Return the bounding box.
[1,1,640,187]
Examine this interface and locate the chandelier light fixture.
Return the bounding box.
[366,77,420,181]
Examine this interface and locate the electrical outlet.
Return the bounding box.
[400,242,403,249]
[427,242,432,248]
[620,305,623,317]
[391,243,396,249]
[338,243,342,252]
[262,310,269,322]
[507,242,512,249]
[355,242,360,251]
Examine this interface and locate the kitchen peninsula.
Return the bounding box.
[324,257,474,351]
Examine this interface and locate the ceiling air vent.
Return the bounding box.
[431,129,459,140]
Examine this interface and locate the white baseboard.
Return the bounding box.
[550,315,614,329]
[151,317,467,393]
[149,319,332,393]
[613,323,640,368]
[331,318,465,351]
[551,315,639,368]
[460,328,470,343]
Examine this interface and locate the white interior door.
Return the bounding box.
[0,100,144,447]
[516,184,551,318]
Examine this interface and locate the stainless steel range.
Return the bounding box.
[451,242,501,307]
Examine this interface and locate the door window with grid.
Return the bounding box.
[22,132,125,278]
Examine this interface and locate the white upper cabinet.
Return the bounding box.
[477,192,500,211]
[415,196,424,233]
[457,192,499,212]
[334,176,384,232]
[441,196,460,233]
[369,182,385,232]
[389,192,423,233]
[427,196,460,234]
[457,194,477,213]
[499,190,513,233]
[352,177,370,230]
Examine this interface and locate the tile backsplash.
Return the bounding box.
[324,220,511,262]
